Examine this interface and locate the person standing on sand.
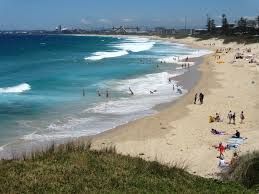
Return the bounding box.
[218,142,225,158]
[228,111,232,124]
[199,93,204,104]
[240,111,245,123]
[194,93,198,104]
[232,112,236,125]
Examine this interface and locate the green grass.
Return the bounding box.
[0,143,255,193]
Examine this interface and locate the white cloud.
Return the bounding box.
[243,16,256,20]
[98,18,111,24]
[81,18,91,25]
[121,18,133,22]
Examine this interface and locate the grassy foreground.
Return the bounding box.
[0,143,254,193]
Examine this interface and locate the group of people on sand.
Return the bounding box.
[209,113,223,123]
[227,110,245,124]
[194,92,204,104]
[210,109,246,169]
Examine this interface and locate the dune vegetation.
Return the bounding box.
[0,142,257,193]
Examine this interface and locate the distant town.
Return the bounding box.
[0,24,193,36]
[1,15,259,37]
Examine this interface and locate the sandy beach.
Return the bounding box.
[90,36,259,178]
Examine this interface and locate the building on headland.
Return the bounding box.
[154,27,176,36]
[112,26,141,34]
[55,25,62,33]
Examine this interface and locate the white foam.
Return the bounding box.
[85,37,155,61]
[86,71,185,115]
[0,83,31,94]
[158,49,213,64]
[113,40,155,53]
[21,117,115,141]
[111,72,182,95]
[84,50,128,61]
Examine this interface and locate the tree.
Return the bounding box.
[237,17,247,33]
[221,14,229,35]
[206,17,216,34]
[207,17,212,32]
[211,19,216,33]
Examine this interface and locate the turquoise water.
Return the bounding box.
[0,34,209,156]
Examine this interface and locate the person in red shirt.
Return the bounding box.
[217,142,225,158]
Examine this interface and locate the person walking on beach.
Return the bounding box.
[173,84,175,91]
[232,112,236,125]
[240,111,245,123]
[228,111,232,124]
[199,93,204,104]
[194,93,198,104]
[106,90,109,98]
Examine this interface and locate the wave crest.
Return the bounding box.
[85,37,155,61]
[84,50,128,61]
[0,83,31,94]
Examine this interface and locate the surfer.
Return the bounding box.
[129,87,134,95]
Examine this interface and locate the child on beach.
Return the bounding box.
[218,156,229,167]
[214,143,226,158]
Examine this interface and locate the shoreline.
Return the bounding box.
[90,52,212,143]
[0,35,205,159]
[90,36,259,178]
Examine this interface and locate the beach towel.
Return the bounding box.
[211,130,226,135]
[227,137,246,145]
[226,143,239,150]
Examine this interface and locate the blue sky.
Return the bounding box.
[0,0,259,30]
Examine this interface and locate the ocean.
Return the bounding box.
[0,34,210,157]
